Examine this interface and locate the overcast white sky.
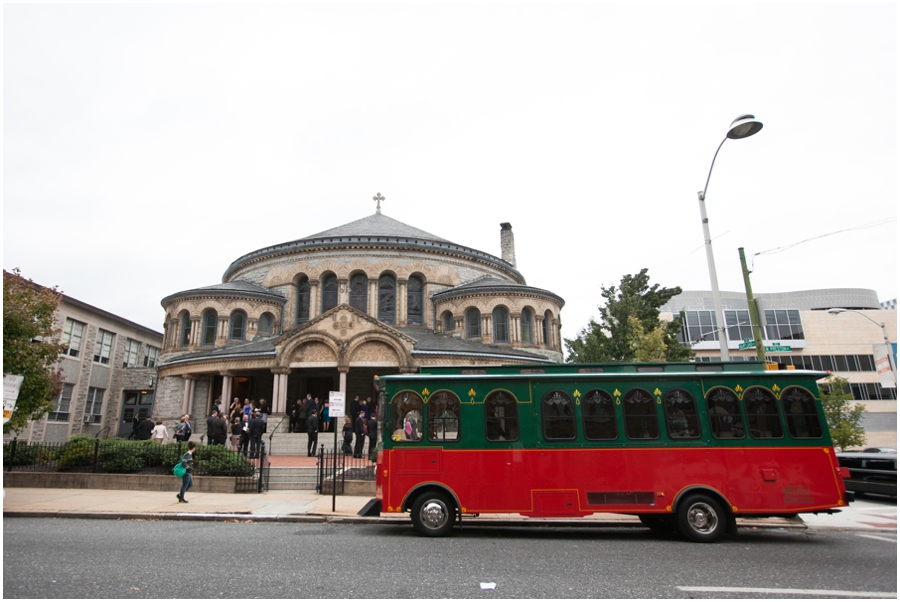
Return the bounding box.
[3,2,897,344]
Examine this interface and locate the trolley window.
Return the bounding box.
[428,391,460,442]
[743,387,784,439]
[663,388,701,439]
[541,390,576,440]
[582,389,617,441]
[623,388,659,440]
[391,391,423,442]
[780,387,824,439]
[705,388,746,440]
[485,390,519,442]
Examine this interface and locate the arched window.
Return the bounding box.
[428,391,460,442]
[743,387,784,439]
[583,389,617,440]
[296,277,311,325]
[623,388,659,440]
[229,310,247,341]
[391,391,423,442]
[663,388,701,439]
[258,312,274,336]
[780,387,823,439]
[441,311,455,333]
[349,273,368,313]
[485,390,519,441]
[543,310,554,347]
[407,275,424,326]
[179,312,191,347]
[521,308,534,345]
[201,310,218,346]
[378,274,396,324]
[493,307,510,344]
[541,390,576,440]
[322,273,338,313]
[705,388,746,440]
[466,308,481,339]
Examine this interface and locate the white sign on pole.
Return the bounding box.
[3,374,25,424]
[873,345,895,388]
[329,391,345,417]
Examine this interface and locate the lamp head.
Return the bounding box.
[727,114,763,140]
[827,308,847,316]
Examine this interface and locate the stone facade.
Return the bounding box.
[11,294,163,443]
[155,214,565,427]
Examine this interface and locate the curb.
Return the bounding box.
[3,510,808,531]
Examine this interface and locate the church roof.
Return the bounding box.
[222,212,524,283]
[305,213,451,243]
[161,280,286,307]
[432,275,565,307]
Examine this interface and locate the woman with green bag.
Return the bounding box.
[176,442,196,504]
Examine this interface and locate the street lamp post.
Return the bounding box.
[827,308,897,388]
[698,115,763,361]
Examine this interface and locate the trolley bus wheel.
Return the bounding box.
[411,491,455,537]
[676,494,726,543]
[638,514,675,535]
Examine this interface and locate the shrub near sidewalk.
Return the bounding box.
[7,435,255,477]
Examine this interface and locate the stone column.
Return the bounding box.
[536,317,545,346]
[398,279,407,326]
[221,373,233,412]
[182,376,196,416]
[309,279,320,318]
[369,279,378,318]
[271,368,290,415]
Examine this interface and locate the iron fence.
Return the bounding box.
[316,447,376,494]
[4,437,267,492]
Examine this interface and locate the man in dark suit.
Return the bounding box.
[248,411,265,458]
[213,411,228,446]
[207,410,219,445]
[306,409,318,457]
[353,410,366,458]
[137,416,154,440]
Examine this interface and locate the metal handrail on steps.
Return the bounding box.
[267,415,287,454]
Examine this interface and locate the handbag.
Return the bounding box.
[173,462,187,478]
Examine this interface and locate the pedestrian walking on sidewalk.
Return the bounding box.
[307,409,319,457]
[177,442,196,503]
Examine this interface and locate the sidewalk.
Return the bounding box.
[3,486,894,532]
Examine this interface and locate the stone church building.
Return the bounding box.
[156,208,565,424]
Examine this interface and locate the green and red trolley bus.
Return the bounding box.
[369,361,849,542]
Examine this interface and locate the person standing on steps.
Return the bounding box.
[306,408,319,457]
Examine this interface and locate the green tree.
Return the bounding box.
[3,269,65,434]
[819,375,866,451]
[565,269,693,363]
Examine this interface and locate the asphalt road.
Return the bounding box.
[3,518,896,599]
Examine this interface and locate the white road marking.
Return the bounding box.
[677,586,897,598]
[855,533,898,543]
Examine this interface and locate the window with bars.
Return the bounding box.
[521,308,534,345]
[229,311,247,340]
[258,312,274,335]
[123,338,141,368]
[61,318,85,357]
[93,329,115,364]
[180,313,191,347]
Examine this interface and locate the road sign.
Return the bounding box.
[329,391,345,417]
[764,344,792,353]
[3,374,24,424]
[738,340,756,350]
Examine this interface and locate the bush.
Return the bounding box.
[193,445,255,477]
[103,454,144,473]
[3,441,47,466]
[57,439,95,470]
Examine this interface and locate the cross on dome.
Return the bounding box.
[373,192,385,214]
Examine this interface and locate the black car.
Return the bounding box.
[836,451,897,497]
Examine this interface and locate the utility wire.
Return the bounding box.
[752,218,896,258]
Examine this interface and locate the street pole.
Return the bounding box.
[738,247,766,361]
[697,115,763,362]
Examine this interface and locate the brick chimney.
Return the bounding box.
[500,222,516,268]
